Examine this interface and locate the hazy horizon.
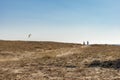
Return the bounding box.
[1,0,120,44]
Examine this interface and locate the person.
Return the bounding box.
[83,41,85,45]
[87,41,89,45]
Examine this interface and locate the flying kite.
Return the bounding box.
[28,34,32,38]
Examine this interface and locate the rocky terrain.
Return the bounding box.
[0,40,120,80]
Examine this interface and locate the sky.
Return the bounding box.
[0,0,120,44]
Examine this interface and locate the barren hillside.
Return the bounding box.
[0,40,120,80]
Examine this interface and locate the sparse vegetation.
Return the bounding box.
[0,40,120,80]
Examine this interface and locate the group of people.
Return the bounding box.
[83,41,89,45]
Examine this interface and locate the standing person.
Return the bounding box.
[83,41,85,45]
[87,41,89,45]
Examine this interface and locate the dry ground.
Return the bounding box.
[0,40,120,80]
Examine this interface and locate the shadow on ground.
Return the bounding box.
[87,59,120,69]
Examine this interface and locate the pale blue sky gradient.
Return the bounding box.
[0,0,120,44]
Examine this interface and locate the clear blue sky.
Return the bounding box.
[0,0,120,44]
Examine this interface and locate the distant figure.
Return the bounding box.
[28,34,32,38]
[87,41,89,45]
[83,41,85,45]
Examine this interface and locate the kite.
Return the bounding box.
[28,34,32,38]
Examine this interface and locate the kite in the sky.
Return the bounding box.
[28,34,32,38]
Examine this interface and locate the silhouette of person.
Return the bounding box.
[83,41,85,45]
[87,41,89,45]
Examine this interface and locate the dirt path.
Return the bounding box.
[56,48,75,57]
[56,46,90,57]
[56,47,81,57]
